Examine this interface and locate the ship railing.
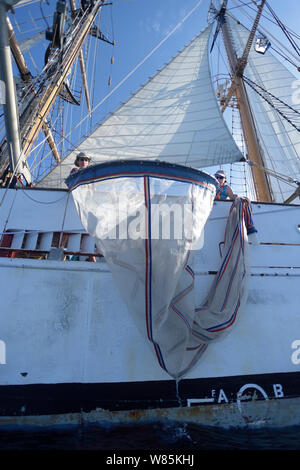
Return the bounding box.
[0,229,103,261]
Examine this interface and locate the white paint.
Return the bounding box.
[217,389,229,403]
[0,340,6,364]
[292,80,300,105]
[0,80,5,105]
[236,383,269,415]
[237,383,269,400]
[291,340,300,365]
[0,192,299,387]
[273,383,284,398]
[187,398,214,407]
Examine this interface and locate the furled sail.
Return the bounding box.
[41,24,243,188]
[226,14,300,203]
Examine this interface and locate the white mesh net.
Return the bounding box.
[68,163,253,378]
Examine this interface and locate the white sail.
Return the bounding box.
[41,25,243,188]
[226,14,300,203]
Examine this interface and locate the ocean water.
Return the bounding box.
[0,422,300,451]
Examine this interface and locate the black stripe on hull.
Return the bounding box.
[1,371,300,417]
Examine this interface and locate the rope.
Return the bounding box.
[246,160,300,187]
[242,75,300,132]
[0,189,17,236]
[265,1,300,58]
[230,0,300,70]
[32,0,205,164]
[20,189,68,204]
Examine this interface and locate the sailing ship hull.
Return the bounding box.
[0,188,299,429]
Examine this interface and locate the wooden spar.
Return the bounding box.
[21,0,105,159]
[7,17,31,82]
[78,49,91,114]
[69,0,91,114]
[7,18,61,164]
[220,0,273,202]
[41,121,61,163]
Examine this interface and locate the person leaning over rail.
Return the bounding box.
[69,152,91,176]
[214,169,237,200]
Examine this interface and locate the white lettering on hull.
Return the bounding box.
[291,340,300,365]
[187,382,285,407]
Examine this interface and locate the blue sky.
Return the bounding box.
[103,0,300,69]
[9,0,300,183]
[11,0,300,125]
[96,0,300,117]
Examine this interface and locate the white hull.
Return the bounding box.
[0,188,300,428]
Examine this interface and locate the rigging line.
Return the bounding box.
[229,0,300,66]
[48,121,79,151]
[43,0,205,153]
[27,103,71,178]
[30,105,86,175]
[265,1,300,58]
[215,36,231,77]
[0,189,17,237]
[237,0,290,32]
[64,56,80,150]
[104,3,115,118]
[28,7,201,175]
[269,45,300,71]
[228,1,254,11]
[223,17,288,200]
[240,0,300,42]
[242,75,300,131]
[20,188,68,204]
[60,95,65,159]
[39,0,50,29]
[246,160,300,187]
[89,7,102,133]
[27,104,65,172]
[83,29,92,137]
[61,190,70,234]
[0,144,29,208]
[17,4,92,120]
[242,66,300,178]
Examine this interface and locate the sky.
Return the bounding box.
[11,0,300,127]
[85,0,300,120]
[7,0,300,187]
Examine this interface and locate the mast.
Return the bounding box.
[69,0,91,114]
[219,0,273,202]
[0,0,31,184]
[0,0,107,184]
[7,17,61,164]
[20,0,105,160]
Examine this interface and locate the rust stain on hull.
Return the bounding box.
[0,398,300,430]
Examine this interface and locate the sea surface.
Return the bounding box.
[0,421,300,452]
